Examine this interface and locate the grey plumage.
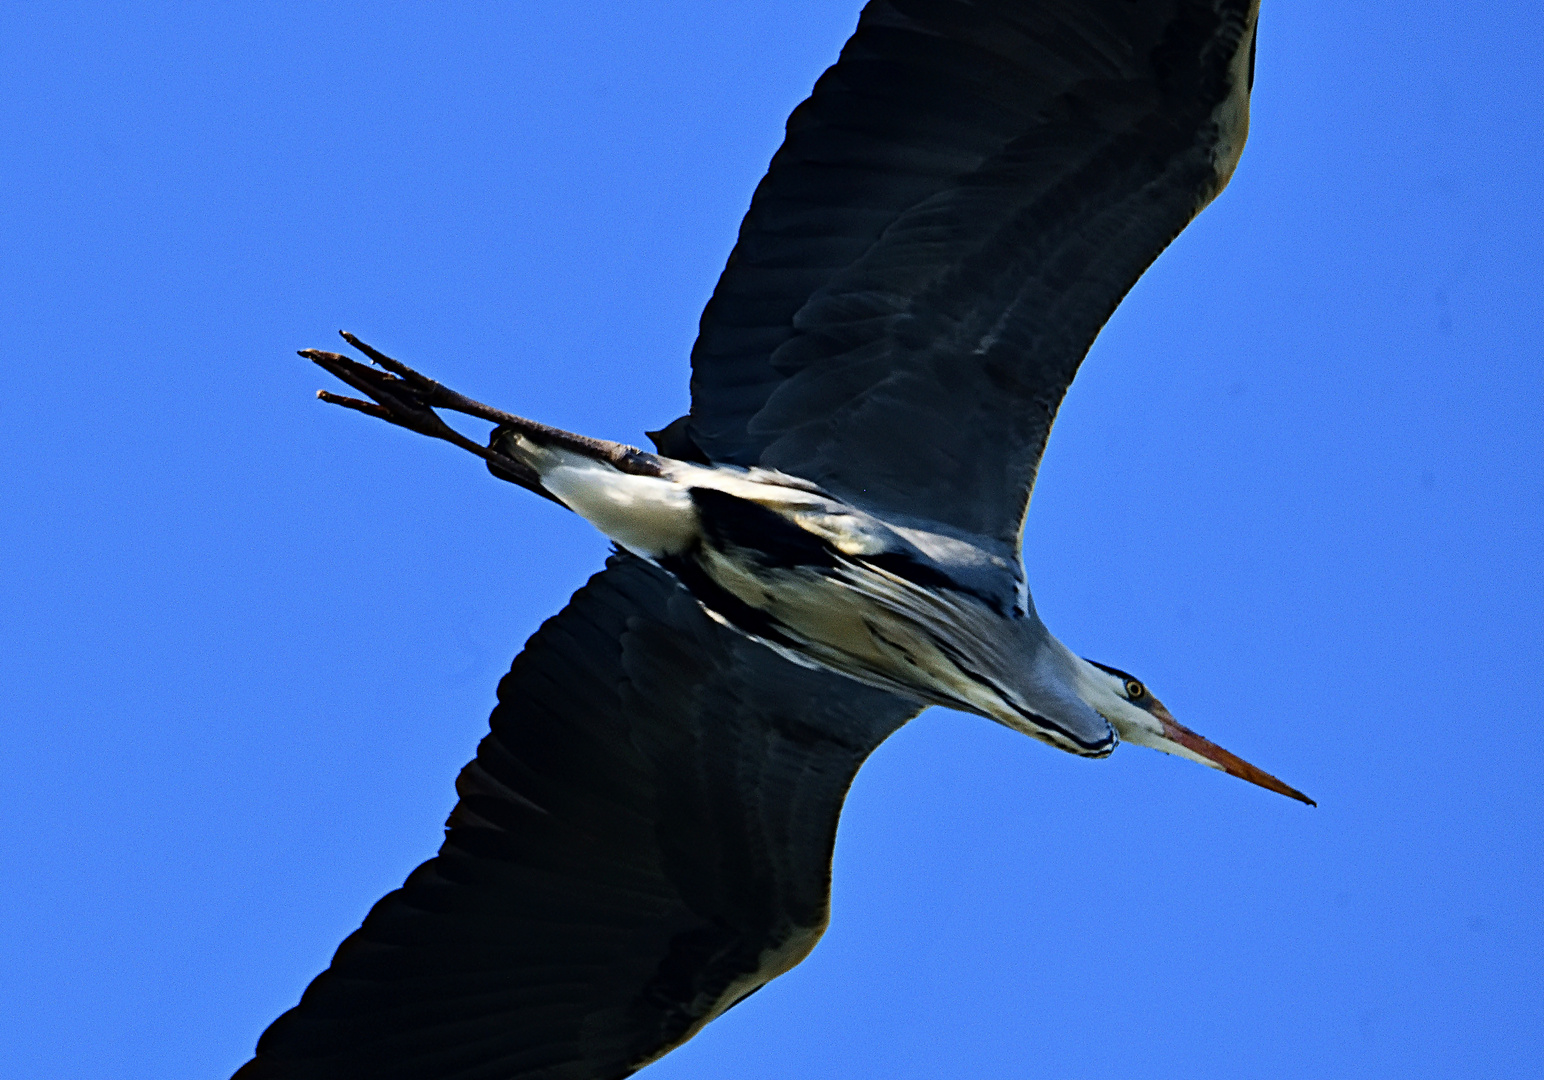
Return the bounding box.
[237,2,1299,1078]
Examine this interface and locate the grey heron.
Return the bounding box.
[236,1,1310,1077]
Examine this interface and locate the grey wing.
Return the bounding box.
[232,554,919,1080]
[682,0,1259,554]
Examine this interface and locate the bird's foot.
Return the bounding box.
[304,332,667,497]
[302,332,550,491]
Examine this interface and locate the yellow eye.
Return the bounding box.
[1125,680,1145,700]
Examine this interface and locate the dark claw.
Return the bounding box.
[301,334,561,501]
[302,347,473,449]
[338,331,426,386]
[316,390,393,421]
[302,332,653,502]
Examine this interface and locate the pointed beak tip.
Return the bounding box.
[1278,784,1317,808]
[1158,715,1314,807]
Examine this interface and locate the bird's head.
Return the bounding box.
[1077,658,1314,805]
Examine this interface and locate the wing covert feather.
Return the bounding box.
[687,0,1259,550]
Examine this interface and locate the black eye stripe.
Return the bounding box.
[1084,659,1149,703]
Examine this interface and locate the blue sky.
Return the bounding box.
[2,3,1541,1078]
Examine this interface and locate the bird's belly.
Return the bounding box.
[693,545,1019,723]
[528,451,1052,741]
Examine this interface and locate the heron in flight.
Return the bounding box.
[236,1,1309,1077]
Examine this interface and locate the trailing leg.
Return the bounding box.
[303,332,667,503]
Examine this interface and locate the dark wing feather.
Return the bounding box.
[685,0,1259,553]
[233,555,918,1080]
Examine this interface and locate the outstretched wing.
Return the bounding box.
[234,555,919,1080]
[683,0,1259,553]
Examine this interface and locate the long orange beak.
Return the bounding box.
[1151,707,1315,806]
